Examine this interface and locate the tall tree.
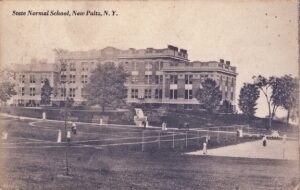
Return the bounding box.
[238,83,260,119]
[252,75,278,129]
[0,81,16,103]
[270,75,298,127]
[40,79,53,105]
[83,62,128,112]
[195,78,222,113]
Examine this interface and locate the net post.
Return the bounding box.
[172,130,175,149]
[142,131,144,152]
[217,127,220,143]
[197,130,200,145]
[158,131,161,149]
[225,127,228,141]
[185,131,188,148]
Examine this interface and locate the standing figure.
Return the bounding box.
[57,129,62,143]
[186,122,190,131]
[162,122,167,131]
[67,130,71,143]
[203,142,207,155]
[184,122,187,130]
[262,135,267,147]
[71,122,77,134]
[282,134,287,144]
[73,125,77,135]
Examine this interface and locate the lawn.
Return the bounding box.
[0,116,298,190]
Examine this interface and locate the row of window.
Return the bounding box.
[19,87,36,96]
[60,88,76,97]
[127,61,164,71]
[61,62,95,72]
[131,89,163,99]
[170,89,192,99]
[60,75,88,83]
[170,75,192,84]
[19,75,50,84]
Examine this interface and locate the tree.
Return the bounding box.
[253,75,279,129]
[0,81,16,103]
[270,75,298,127]
[83,62,128,112]
[238,83,260,119]
[195,78,222,113]
[40,79,53,105]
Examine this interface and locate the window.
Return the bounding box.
[226,77,229,86]
[19,75,25,83]
[145,62,152,70]
[185,75,193,84]
[131,89,138,99]
[81,62,88,71]
[30,75,35,83]
[225,91,228,99]
[41,75,47,83]
[61,75,67,83]
[170,75,178,84]
[170,62,178,67]
[81,88,88,97]
[131,76,138,84]
[70,63,76,71]
[144,89,152,99]
[61,88,66,97]
[132,62,137,70]
[155,75,163,84]
[185,90,193,99]
[61,63,67,71]
[18,99,24,106]
[169,89,177,99]
[69,88,76,97]
[155,89,162,99]
[145,75,152,84]
[19,87,25,96]
[29,88,36,96]
[69,75,76,83]
[81,75,88,83]
[231,92,234,101]
[159,61,164,70]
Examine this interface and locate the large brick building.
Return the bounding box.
[12,45,237,110]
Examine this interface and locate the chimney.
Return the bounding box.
[226,61,230,65]
[220,59,224,63]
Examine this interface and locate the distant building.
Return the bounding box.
[12,45,237,110]
[12,61,60,106]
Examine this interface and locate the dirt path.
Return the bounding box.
[187,139,298,160]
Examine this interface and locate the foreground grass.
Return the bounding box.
[0,147,298,190]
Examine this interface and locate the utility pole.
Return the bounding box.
[56,49,70,176]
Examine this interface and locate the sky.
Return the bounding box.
[0,0,298,118]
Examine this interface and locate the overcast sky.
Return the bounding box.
[0,0,298,118]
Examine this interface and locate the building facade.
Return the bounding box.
[12,61,60,106]
[12,45,237,110]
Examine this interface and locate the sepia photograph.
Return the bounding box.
[0,0,299,189]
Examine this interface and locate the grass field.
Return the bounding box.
[0,115,298,190]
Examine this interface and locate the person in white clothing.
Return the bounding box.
[162,122,167,131]
[282,134,287,144]
[203,142,207,155]
[67,130,71,143]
